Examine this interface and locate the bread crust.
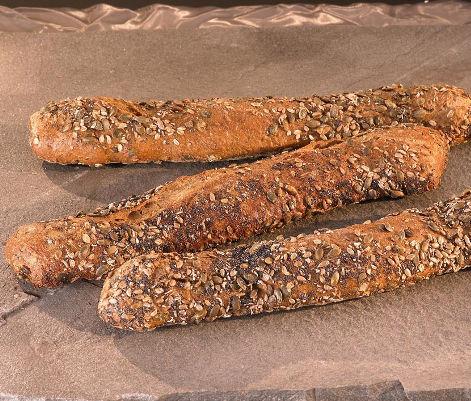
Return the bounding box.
[98,190,471,331]
[30,84,471,165]
[6,125,448,287]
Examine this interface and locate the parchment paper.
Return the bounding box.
[0,25,470,400]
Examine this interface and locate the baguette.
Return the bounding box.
[6,125,448,288]
[30,84,470,165]
[98,190,471,331]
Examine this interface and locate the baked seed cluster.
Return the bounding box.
[31,84,471,160]
[18,126,445,287]
[98,190,471,331]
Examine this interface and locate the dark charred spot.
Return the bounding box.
[204,281,216,296]
[18,265,31,279]
[403,175,432,194]
[271,162,292,171]
[240,179,266,195]
[335,179,354,195]
[58,272,74,284]
[360,146,371,156]
[230,243,272,266]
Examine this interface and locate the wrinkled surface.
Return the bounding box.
[0,1,470,32]
[0,25,470,400]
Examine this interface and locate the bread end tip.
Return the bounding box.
[98,259,169,332]
[4,224,65,288]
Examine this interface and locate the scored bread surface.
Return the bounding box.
[98,190,471,331]
[5,125,448,287]
[30,84,471,165]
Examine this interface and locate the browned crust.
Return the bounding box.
[30,84,471,165]
[5,125,448,288]
[98,190,471,331]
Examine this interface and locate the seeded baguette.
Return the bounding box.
[98,190,471,331]
[30,84,470,165]
[6,125,448,288]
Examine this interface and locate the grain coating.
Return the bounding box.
[98,190,471,331]
[6,125,448,287]
[30,84,471,165]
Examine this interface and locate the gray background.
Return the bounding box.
[0,26,470,400]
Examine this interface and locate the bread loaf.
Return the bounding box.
[30,84,470,165]
[6,125,448,287]
[98,190,471,331]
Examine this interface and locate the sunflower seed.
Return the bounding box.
[236,277,247,290]
[280,285,291,298]
[267,191,277,203]
[284,185,298,196]
[327,245,341,258]
[330,271,340,286]
[307,119,321,128]
[267,124,278,135]
[244,272,258,283]
[208,305,220,320]
[231,295,241,312]
[315,247,324,260]
[390,190,404,198]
